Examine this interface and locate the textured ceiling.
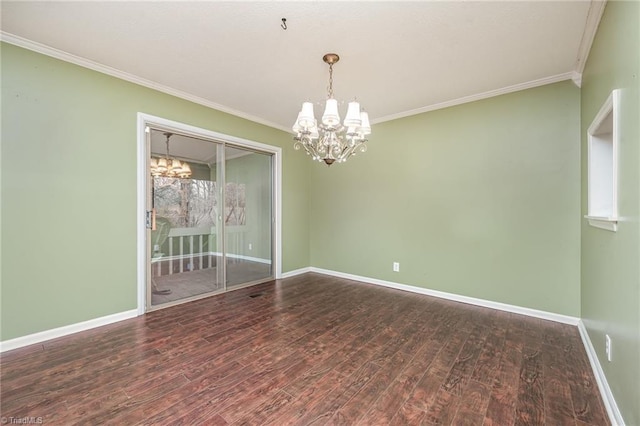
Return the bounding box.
[1,1,598,132]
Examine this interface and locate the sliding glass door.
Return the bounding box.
[148,131,224,307]
[224,146,273,288]
[146,128,274,310]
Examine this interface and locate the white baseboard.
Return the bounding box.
[280,267,312,279]
[577,321,625,426]
[0,309,138,353]
[309,267,580,325]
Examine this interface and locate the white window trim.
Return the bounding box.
[585,90,620,232]
[584,216,618,232]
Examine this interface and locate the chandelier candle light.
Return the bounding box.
[293,53,371,165]
[150,132,192,178]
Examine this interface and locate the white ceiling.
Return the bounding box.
[1,1,601,132]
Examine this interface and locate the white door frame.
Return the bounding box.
[136,112,282,315]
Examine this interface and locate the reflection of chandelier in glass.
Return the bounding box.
[292,53,371,166]
[150,132,192,178]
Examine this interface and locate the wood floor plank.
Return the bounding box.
[450,379,492,425]
[542,342,577,425]
[328,350,412,425]
[470,323,507,386]
[232,389,294,426]
[149,365,260,425]
[389,400,427,426]
[291,361,383,425]
[422,386,462,425]
[263,365,346,425]
[0,274,610,426]
[441,323,488,396]
[218,355,316,424]
[357,322,447,425]
[71,373,190,425]
[514,348,545,425]
[484,340,523,426]
[403,321,471,414]
[563,337,610,425]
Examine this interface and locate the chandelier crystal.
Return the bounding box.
[293,53,371,166]
[150,132,192,178]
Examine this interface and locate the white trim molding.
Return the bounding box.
[574,0,608,77]
[0,310,138,353]
[577,321,626,425]
[571,71,583,88]
[372,72,576,125]
[0,31,290,133]
[310,267,579,325]
[585,215,618,231]
[280,267,313,279]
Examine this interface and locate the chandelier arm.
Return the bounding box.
[296,134,321,160]
[338,144,355,162]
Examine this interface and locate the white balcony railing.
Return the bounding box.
[152,226,262,277]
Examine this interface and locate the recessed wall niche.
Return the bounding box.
[586,89,620,231]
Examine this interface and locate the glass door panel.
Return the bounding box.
[224,146,273,287]
[148,130,223,308]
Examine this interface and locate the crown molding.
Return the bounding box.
[372,72,575,124]
[0,31,291,133]
[573,0,608,77]
[572,71,583,88]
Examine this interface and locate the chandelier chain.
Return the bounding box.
[328,63,334,99]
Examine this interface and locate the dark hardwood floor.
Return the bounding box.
[0,273,609,425]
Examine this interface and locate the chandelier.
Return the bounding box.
[150,132,192,178]
[292,53,371,165]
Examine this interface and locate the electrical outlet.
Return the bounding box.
[605,334,612,362]
[249,243,252,250]
[393,262,400,272]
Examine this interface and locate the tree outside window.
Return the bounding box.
[153,177,246,228]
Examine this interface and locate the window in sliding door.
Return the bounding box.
[224,146,273,288]
[148,130,224,308]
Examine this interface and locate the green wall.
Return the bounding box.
[310,81,581,316]
[0,43,310,340]
[580,1,640,424]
